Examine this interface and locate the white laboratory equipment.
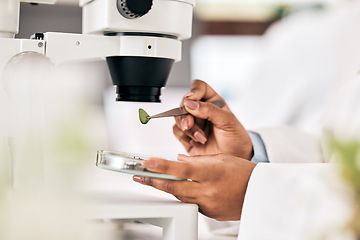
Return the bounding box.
[0,0,195,102]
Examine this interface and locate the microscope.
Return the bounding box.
[0,0,195,190]
[0,3,198,237]
[0,0,195,102]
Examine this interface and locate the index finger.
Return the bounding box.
[187,79,220,102]
[176,79,219,129]
[142,158,208,182]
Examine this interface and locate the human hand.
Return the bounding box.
[174,80,253,160]
[133,154,256,221]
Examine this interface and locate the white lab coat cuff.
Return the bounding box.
[250,126,323,163]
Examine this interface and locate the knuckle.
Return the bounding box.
[214,153,227,162]
[190,80,204,92]
[180,165,193,179]
[173,124,180,135]
[199,102,213,117]
[208,103,217,114]
[160,162,170,173]
[163,181,174,193]
[195,79,206,86]
[219,154,227,162]
[173,126,189,141]
[203,189,217,200]
[143,177,153,186]
[191,79,202,87]
[174,117,181,127]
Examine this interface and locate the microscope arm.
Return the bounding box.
[0,32,181,70]
[43,32,181,65]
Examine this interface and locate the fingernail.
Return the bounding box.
[185,92,194,98]
[184,99,199,110]
[133,176,142,183]
[181,118,189,131]
[194,131,207,144]
[142,160,156,169]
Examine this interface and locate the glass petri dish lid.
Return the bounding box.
[96,150,182,180]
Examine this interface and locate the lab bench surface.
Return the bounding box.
[83,191,199,240]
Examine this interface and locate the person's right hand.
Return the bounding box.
[173,80,253,160]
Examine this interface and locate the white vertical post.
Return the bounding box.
[140,211,198,240]
[0,0,21,38]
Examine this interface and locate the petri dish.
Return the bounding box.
[96,150,182,180]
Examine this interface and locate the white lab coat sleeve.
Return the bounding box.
[251,126,323,163]
[198,127,323,238]
[238,163,353,240]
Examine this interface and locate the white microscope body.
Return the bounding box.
[0,0,195,101]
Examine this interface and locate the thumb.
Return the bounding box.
[183,99,236,129]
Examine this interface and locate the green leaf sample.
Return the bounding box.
[139,108,150,124]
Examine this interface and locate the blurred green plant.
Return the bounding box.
[329,135,360,237]
[273,3,326,19]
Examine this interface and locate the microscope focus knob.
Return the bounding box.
[117,0,153,19]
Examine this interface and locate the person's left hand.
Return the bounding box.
[133,154,256,221]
